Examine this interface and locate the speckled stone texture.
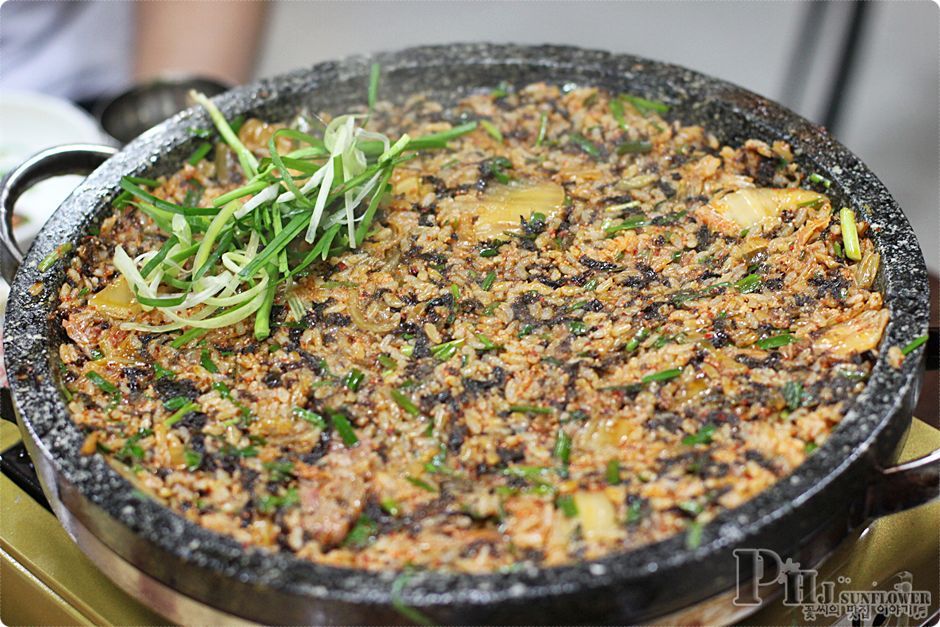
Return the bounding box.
[2,44,929,624]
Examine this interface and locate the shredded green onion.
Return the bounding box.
[509,404,551,414]
[642,367,683,384]
[391,389,421,416]
[756,332,796,350]
[480,119,503,143]
[557,494,578,517]
[331,412,358,447]
[901,334,928,356]
[431,338,464,361]
[293,407,327,428]
[165,401,199,427]
[840,207,862,261]
[113,81,459,342]
[535,112,548,147]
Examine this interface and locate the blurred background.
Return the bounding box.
[1,0,937,416]
[2,0,936,271]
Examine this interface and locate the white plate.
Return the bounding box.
[0,90,111,245]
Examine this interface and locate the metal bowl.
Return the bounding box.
[95,75,230,145]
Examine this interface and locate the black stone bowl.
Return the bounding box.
[1,44,935,624]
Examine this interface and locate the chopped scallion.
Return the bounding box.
[343,368,365,392]
[535,112,548,147]
[642,367,682,384]
[901,334,928,356]
[556,494,578,518]
[605,459,621,485]
[406,476,437,492]
[165,402,199,427]
[682,424,716,446]
[756,332,795,350]
[839,207,862,261]
[569,132,600,158]
[431,338,464,361]
[391,389,421,416]
[480,119,503,143]
[200,348,219,373]
[293,407,327,428]
[331,412,358,446]
[509,404,551,414]
[481,271,496,291]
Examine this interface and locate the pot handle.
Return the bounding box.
[1,144,118,284]
[866,445,940,518]
[927,326,938,371]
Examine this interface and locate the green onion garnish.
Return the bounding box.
[153,363,175,379]
[685,520,704,550]
[125,175,160,187]
[626,500,643,524]
[617,140,652,155]
[605,215,649,236]
[165,402,199,427]
[901,334,929,356]
[378,354,397,371]
[839,207,862,261]
[406,476,437,492]
[164,396,192,410]
[380,497,401,516]
[294,407,327,428]
[367,63,381,113]
[735,273,762,294]
[481,271,496,291]
[605,459,621,485]
[610,98,627,130]
[37,243,73,272]
[509,404,552,414]
[476,334,500,352]
[625,327,649,352]
[682,424,716,446]
[642,367,682,384]
[391,389,421,416]
[187,142,212,166]
[622,94,670,115]
[200,349,219,373]
[170,327,207,349]
[569,132,600,158]
[535,112,548,147]
[331,412,358,447]
[808,172,831,188]
[556,494,578,518]
[86,371,119,395]
[109,81,474,342]
[431,338,464,361]
[756,332,795,350]
[480,119,503,143]
[184,450,202,470]
[782,381,804,411]
[678,499,704,516]
[344,368,365,392]
[344,515,378,549]
[553,429,571,465]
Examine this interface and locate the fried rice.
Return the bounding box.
[55,82,888,573]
